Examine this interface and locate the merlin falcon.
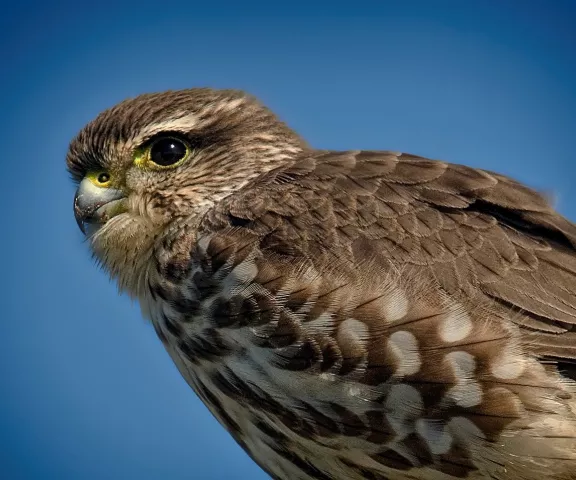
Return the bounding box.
[68,88,576,480]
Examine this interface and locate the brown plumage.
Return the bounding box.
[67,88,576,479]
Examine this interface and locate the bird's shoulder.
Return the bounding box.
[200,148,575,254]
[195,149,576,362]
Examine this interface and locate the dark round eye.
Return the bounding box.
[149,137,188,166]
[97,172,110,184]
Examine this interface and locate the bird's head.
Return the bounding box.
[66,88,306,290]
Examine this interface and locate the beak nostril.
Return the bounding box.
[73,177,126,235]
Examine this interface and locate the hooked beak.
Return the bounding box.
[74,178,127,234]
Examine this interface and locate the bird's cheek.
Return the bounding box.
[124,193,165,225]
[124,194,148,220]
[124,167,157,193]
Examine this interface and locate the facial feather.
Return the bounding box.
[67,88,307,292]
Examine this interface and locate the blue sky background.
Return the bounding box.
[2,1,575,479]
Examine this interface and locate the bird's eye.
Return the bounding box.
[149,137,189,167]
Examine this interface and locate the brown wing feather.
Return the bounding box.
[200,150,576,367]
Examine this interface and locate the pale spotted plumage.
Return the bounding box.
[67,88,576,480]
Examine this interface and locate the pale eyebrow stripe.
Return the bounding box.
[134,113,200,142]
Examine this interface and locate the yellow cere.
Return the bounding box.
[86,171,112,188]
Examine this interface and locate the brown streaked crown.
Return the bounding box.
[67,88,308,183]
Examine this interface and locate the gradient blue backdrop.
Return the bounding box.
[2,1,575,479]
